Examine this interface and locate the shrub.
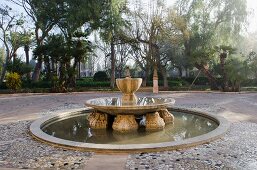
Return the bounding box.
[146,79,187,87]
[93,71,109,81]
[0,82,7,89]
[225,58,247,91]
[6,58,33,76]
[5,72,21,91]
[184,77,209,85]
[76,80,110,87]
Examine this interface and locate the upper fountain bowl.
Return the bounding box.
[116,77,142,95]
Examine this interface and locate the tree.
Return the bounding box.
[9,0,63,81]
[20,30,34,80]
[55,0,105,88]
[246,51,257,80]
[33,32,92,91]
[225,57,247,91]
[127,0,170,87]
[0,5,24,84]
[0,48,4,74]
[170,0,248,90]
[215,45,237,91]
[116,43,132,78]
[99,0,128,88]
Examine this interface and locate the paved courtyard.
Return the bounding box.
[0,91,257,169]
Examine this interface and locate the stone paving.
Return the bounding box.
[0,92,257,169]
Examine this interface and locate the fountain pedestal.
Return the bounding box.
[145,112,165,130]
[86,97,175,132]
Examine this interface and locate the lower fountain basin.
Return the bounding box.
[30,107,230,152]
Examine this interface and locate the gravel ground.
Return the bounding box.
[0,120,93,169]
[126,122,257,170]
[1,92,257,169]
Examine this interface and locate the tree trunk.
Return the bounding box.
[24,45,30,80]
[0,49,10,85]
[110,38,115,89]
[12,53,17,61]
[45,59,51,81]
[118,67,122,78]
[186,67,189,78]
[178,66,183,77]
[32,27,45,82]
[0,63,7,85]
[143,63,150,87]
[220,53,228,91]
[161,66,168,89]
[195,63,219,90]
[51,58,56,75]
[78,61,81,79]
[32,56,42,82]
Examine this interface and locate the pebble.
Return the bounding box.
[0,120,92,169]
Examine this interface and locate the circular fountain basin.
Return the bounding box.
[30,108,230,152]
[85,97,175,115]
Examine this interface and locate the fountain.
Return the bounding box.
[85,67,175,133]
[29,67,230,152]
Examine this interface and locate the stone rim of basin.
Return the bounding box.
[84,97,175,115]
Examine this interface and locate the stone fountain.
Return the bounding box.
[85,68,175,133]
[30,69,227,151]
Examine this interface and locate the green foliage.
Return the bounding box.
[8,32,33,52]
[183,77,210,86]
[170,0,248,89]
[225,57,247,91]
[33,33,93,88]
[149,71,163,80]
[57,0,106,36]
[22,81,51,89]
[246,51,257,79]
[22,0,63,32]
[50,75,67,93]
[147,79,188,87]
[6,58,33,76]
[21,79,110,89]
[76,80,110,87]
[99,0,128,42]
[5,72,21,90]
[93,71,109,81]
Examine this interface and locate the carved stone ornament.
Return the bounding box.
[88,112,108,129]
[145,112,165,131]
[159,109,174,124]
[112,115,138,133]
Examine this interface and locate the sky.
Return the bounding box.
[246,0,257,33]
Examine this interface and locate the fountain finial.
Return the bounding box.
[125,66,131,78]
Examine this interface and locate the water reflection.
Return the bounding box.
[42,112,218,144]
[86,97,175,107]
